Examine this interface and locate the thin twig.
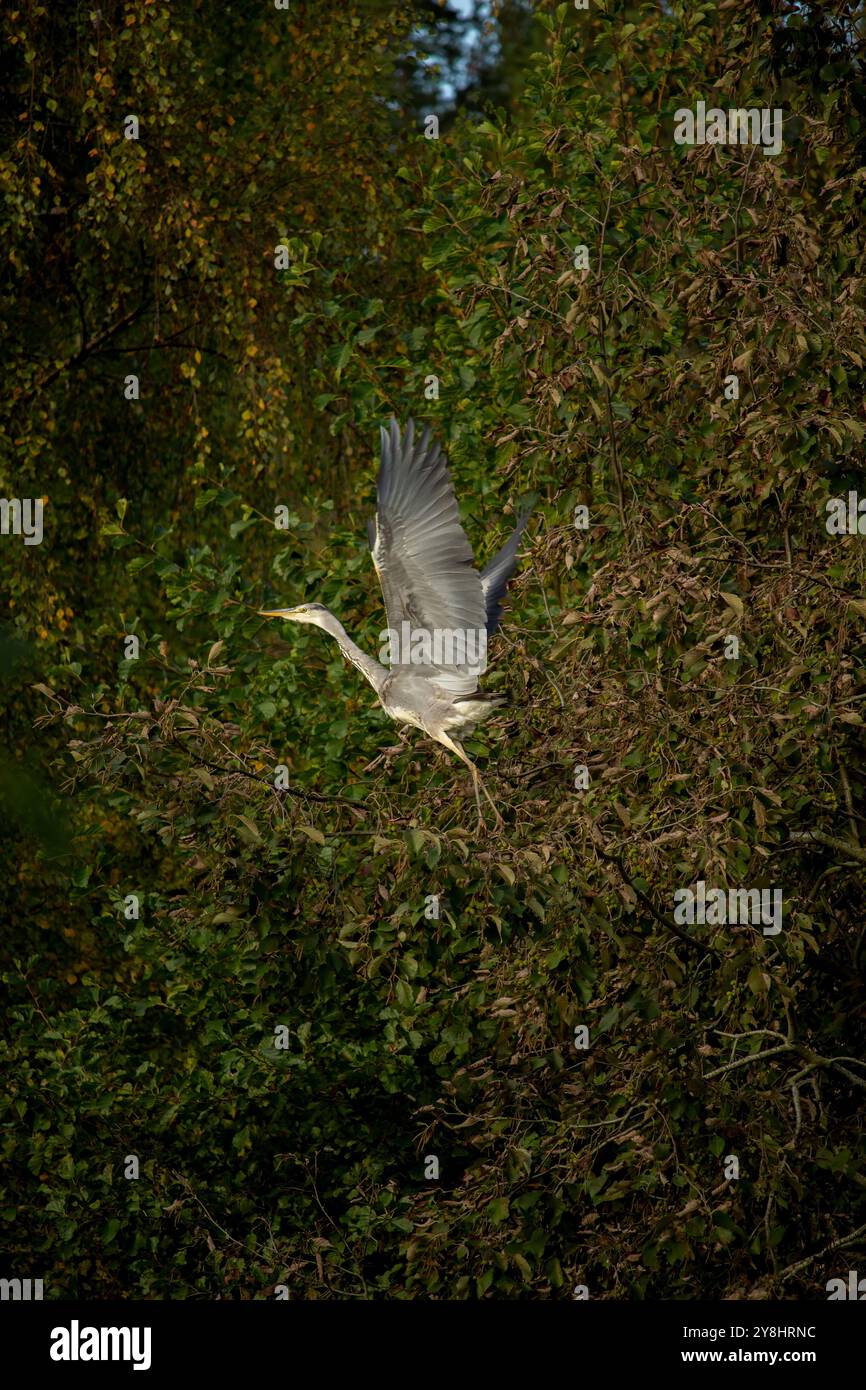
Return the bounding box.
[778,1221,866,1283]
[704,1043,794,1079]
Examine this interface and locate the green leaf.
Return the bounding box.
[486,1196,510,1226]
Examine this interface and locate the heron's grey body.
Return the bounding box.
[259,419,529,825]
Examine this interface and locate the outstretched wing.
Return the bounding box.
[369,419,486,697]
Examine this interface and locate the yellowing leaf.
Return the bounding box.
[298,824,325,846]
[235,814,262,844]
[720,592,744,618]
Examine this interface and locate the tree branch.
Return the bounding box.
[789,829,866,865]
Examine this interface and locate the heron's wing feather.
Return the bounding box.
[480,507,531,636]
[370,419,486,697]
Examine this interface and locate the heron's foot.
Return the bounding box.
[482,796,505,832]
[470,770,504,832]
[363,743,406,773]
[364,745,400,778]
[472,801,504,834]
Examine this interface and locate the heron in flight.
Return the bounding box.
[259,419,529,827]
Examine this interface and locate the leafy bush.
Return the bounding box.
[2,0,864,1299]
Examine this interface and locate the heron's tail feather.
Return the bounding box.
[452,690,506,705]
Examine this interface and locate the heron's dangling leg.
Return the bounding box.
[437,733,504,831]
[363,725,415,774]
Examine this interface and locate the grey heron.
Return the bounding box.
[259,418,529,827]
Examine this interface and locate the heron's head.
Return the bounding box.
[258,602,330,627]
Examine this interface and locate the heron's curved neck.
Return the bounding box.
[317,610,387,695]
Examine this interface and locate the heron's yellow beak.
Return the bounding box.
[258,607,302,619]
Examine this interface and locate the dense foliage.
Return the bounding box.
[2,0,865,1299]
